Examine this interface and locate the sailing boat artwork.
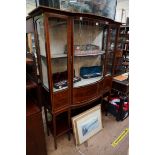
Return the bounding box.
[72,105,102,145]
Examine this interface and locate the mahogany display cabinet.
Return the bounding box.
[28,6,121,149]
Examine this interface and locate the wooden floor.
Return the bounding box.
[43,111,129,155]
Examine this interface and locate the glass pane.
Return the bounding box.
[36,17,49,89]
[48,17,68,92]
[26,33,36,53]
[109,28,117,51]
[119,26,129,51]
[106,52,114,75]
[26,32,39,76]
[73,18,105,87]
[105,27,117,75]
[103,27,108,50]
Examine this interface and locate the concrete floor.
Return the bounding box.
[43,112,129,155]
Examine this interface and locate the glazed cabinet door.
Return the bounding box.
[34,14,71,112]
[47,15,71,111]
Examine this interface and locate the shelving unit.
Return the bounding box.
[119,25,129,61]
[112,24,129,75]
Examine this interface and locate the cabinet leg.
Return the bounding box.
[54,137,57,150]
[37,85,42,108]
[53,115,57,149]
[68,132,71,141]
[105,92,111,116]
[44,107,50,136]
[105,100,108,116]
[116,97,124,121]
[68,110,71,141]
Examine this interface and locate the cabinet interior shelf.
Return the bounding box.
[74,76,103,87]
[43,76,103,92]
[49,76,104,93]
[41,51,105,58]
[74,51,105,57]
[52,54,67,58]
[41,53,67,58]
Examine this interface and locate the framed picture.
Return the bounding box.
[72,104,102,145]
[60,0,117,20]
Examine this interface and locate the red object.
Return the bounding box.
[109,97,129,111]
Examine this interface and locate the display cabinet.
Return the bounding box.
[120,25,129,62]
[29,6,121,149]
[117,25,129,62]
[113,24,129,75]
[119,25,129,52]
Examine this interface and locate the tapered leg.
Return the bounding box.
[105,103,108,116]
[53,115,57,149]
[116,97,123,121]
[68,110,71,141]
[44,107,50,136]
[105,93,110,116]
[37,85,42,108]
[68,132,71,141]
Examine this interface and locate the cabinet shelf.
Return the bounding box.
[48,112,69,137]
[74,76,103,87]
[53,86,68,92]
[52,54,67,58]
[74,51,105,56]
[41,52,105,58]
[45,76,104,92]
[41,53,67,58]
[53,76,103,91]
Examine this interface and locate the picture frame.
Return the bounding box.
[72,104,103,145]
[60,0,117,20]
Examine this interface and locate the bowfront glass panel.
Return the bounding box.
[73,17,107,87]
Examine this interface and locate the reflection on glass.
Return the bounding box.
[103,27,108,50]
[105,27,117,75]
[109,28,116,51]
[36,17,49,89]
[73,18,105,87]
[26,33,36,53]
[106,52,114,75]
[48,17,68,92]
[27,32,39,75]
